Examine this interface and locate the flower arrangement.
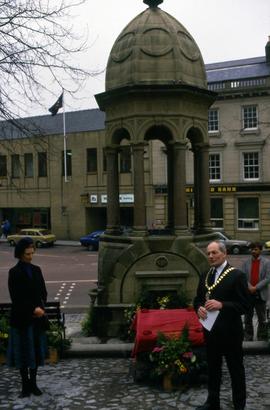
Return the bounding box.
[149,327,200,381]
[157,295,170,309]
[0,315,9,355]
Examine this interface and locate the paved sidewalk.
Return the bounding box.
[1,355,270,409]
[0,314,270,409]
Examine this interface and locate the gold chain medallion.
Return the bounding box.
[205,267,234,300]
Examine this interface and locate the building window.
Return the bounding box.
[238,197,259,230]
[208,109,219,132]
[210,198,223,228]
[243,152,259,180]
[86,148,97,173]
[0,155,7,177]
[62,150,72,177]
[209,153,221,181]
[119,146,131,173]
[24,153,33,177]
[242,105,258,129]
[11,154,20,178]
[38,152,47,177]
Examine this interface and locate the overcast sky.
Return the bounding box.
[33,0,270,116]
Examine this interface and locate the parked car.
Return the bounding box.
[264,240,270,250]
[195,231,251,255]
[7,228,56,247]
[79,230,104,251]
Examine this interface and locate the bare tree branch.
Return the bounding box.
[0,0,101,130]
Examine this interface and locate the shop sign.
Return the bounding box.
[89,194,98,203]
[101,193,134,204]
[185,186,237,194]
[210,186,237,193]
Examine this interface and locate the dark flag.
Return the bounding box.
[49,93,63,116]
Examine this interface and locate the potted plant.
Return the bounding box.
[0,315,9,364]
[46,322,71,363]
[149,327,202,391]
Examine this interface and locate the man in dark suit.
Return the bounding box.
[194,240,250,410]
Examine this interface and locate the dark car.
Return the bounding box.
[195,231,251,255]
[79,230,104,251]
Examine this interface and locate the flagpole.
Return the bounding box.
[62,90,68,183]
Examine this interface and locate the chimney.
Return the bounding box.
[266,36,270,64]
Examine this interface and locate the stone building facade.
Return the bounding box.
[0,41,270,241]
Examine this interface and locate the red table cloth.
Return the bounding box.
[131,308,204,358]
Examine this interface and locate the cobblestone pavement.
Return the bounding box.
[1,355,270,410]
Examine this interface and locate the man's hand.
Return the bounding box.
[197,306,208,320]
[248,284,257,294]
[205,299,223,311]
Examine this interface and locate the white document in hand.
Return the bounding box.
[199,310,220,331]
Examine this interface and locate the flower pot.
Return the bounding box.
[0,353,6,364]
[48,347,59,364]
[163,373,173,392]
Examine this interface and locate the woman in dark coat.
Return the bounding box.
[7,237,48,398]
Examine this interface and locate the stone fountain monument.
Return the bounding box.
[93,0,216,337]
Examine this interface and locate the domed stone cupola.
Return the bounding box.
[93,0,217,338]
[106,0,207,91]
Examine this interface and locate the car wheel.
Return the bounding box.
[231,246,240,255]
[87,244,94,251]
[9,240,15,246]
[36,241,42,248]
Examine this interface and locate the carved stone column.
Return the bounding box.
[166,144,174,230]
[132,142,148,234]
[105,145,120,234]
[172,141,188,234]
[197,143,212,233]
[192,146,200,232]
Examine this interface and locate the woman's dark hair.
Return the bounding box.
[14,237,35,259]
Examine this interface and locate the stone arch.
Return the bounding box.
[186,125,207,147]
[137,119,179,144]
[106,126,132,146]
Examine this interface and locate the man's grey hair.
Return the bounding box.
[208,240,227,253]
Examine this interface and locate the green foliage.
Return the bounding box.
[46,322,71,352]
[0,315,9,354]
[149,327,201,378]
